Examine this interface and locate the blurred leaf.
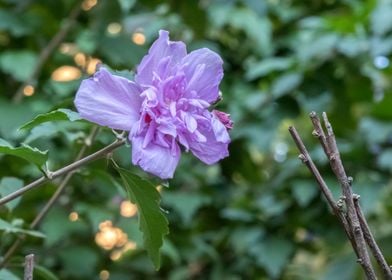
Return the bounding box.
[118,0,136,13]
[321,253,357,280]
[271,72,303,98]
[0,218,45,238]
[371,1,392,36]
[0,269,20,280]
[0,138,48,168]
[291,180,319,207]
[250,236,294,278]
[377,148,392,170]
[0,9,31,36]
[40,207,85,246]
[0,51,37,82]
[0,177,23,211]
[20,108,81,131]
[359,117,392,144]
[34,265,59,280]
[0,99,35,138]
[59,247,98,277]
[256,195,290,217]
[76,30,97,54]
[245,57,294,80]
[115,167,169,269]
[163,192,210,225]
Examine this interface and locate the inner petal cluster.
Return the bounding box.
[132,70,211,154]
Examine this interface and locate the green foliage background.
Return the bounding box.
[1,0,392,279]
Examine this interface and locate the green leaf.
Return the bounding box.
[0,51,38,82]
[291,180,318,207]
[245,57,294,80]
[0,177,24,211]
[34,265,59,280]
[0,269,20,280]
[271,72,303,98]
[0,218,46,238]
[20,108,81,131]
[163,192,210,225]
[0,138,48,167]
[115,167,169,269]
[250,236,294,278]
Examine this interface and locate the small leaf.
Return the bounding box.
[271,72,303,98]
[0,269,19,280]
[0,218,46,238]
[0,177,24,211]
[115,167,169,269]
[20,108,81,131]
[163,192,210,225]
[0,138,48,167]
[34,265,59,280]
[245,57,294,80]
[0,51,37,81]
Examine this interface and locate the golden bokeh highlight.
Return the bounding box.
[156,185,163,193]
[95,220,128,250]
[107,23,122,35]
[59,43,77,55]
[23,85,35,97]
[132,32,146,45]
[99,270,110,280]
[51,66,81,82]
[73,52,86,67]
[86,58,101,75]
[110,241,137,261]
[82,0,97,11]
[69,211,79,222]
[120,201,138,218]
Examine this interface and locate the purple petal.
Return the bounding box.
[74,68,142,131]
[131,135,180,179]
[189,118,230,165]
[182,48,223,104]
[136,30,187,85]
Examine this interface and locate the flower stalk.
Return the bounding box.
[0,137,126,207]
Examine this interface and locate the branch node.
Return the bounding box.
[357,258,363,264]
[347,176,354,185]
[311,130,320,137]
[298,154,308,163]
[353,194,360,201]
[43,169,53,180]
[337,196,345,210]
[112,129,127,141]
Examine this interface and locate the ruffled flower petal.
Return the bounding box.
[131,135,181,179]
[189,117,230,164]
[74,68,142,131]
[136,30,187,85]
[182,48,223,104]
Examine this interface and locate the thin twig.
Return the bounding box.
[309,111,330,156]
[354,196,392,279]
[320,112,376,279]
[0,138,126,206]
[12,3,82,103]
[288,126,355,251]
[0,127,99,268]
[23,254,34,280]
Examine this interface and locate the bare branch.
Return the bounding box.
[13,3,82,103]
[24,254,34,280]
[0,127,100,268]
[0,137,125,206]
[319,112,376,279]
[288,127,354,246]
[354,195,392,279]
